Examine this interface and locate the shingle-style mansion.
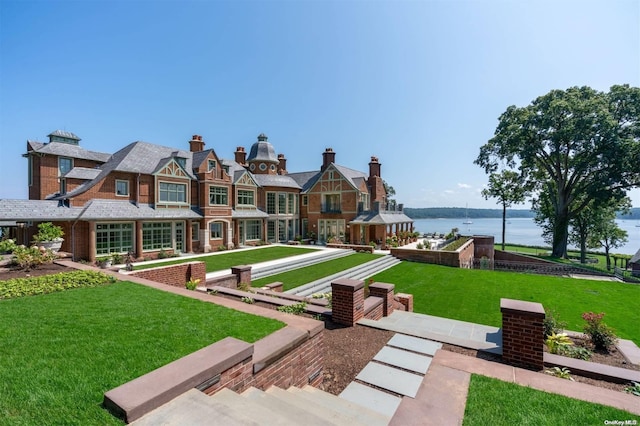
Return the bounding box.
[0,130,413,262]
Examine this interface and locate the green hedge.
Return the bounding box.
[0,270,115,300]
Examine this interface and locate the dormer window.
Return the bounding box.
[59,157,73,176]
[175,157,186,169]
[208,159,216,172]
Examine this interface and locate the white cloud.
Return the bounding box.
[457,183,472,189]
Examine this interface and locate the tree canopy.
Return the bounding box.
[475,85,640,257]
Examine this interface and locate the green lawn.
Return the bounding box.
[463,374,640,425]
[370,262,640,344]
[499,244,627,273]
[0,282,284,426]
[252,253,382,291]
[133,246,320,272]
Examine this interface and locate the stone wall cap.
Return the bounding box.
[253,326,308,373]
[331,278,364,291]
[500,298,545,316]
[369,282,395,291]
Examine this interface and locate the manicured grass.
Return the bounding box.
[252,253,382,291]
[463,374,640,424]
[0,282,284,426]
[370,262,640,344]
[499,244,623,273]
[133,246,319,272]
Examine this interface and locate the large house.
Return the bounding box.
[0,130,413,262]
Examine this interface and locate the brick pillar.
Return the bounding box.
[395,293,413,312]
[368,282,395,317]
[231,265,252,288]
[135,220,144,260]
[88,222,96,262]
[188,262,206,285]
[500,298,545,370]
[331,278,365,326]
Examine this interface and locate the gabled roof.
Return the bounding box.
[192,149,214,170]
[288,171,321,192]
[26,141,111,162]
[221,159,259,186]
[631,248,640,265]
[299,163,368,194]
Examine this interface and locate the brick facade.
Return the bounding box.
[129,261,206,288]
[368,282,395,317]
[500,298,545,370]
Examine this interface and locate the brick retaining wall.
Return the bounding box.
[129,261,206,288]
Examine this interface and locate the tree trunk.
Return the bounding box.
[501,204,506,251]
[605,246,611,271]
[580,238,587,263]
[551,210,570,258]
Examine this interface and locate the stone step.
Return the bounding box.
[266,386,368,426]
[373,346,433,374]
[241,387,336,425]
[355,362,423,398]
[339,381,403,419]
[294,385,391,426]
[131,388,261,426]
[251,249,353,280]
[211,388,299,425]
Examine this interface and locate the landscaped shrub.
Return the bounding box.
[416,242,424,249]
[0,238,17,254]
[545,367,574,381]
[185,278,200,290]
[32,222,64,243]
[241,296,255,304]
[582,312,617,352]
[625,382,640,397]
[543,308,567,338]
[277,301,307,315]
[12,245,57,271]
[157,249,169,259]
[0,270,115,299]
[545,332,573,354]
[558,344,592,361]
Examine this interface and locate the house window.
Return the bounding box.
[191,222,200,241]
[302,195,307,206]
[96,223,133,255]
[267,221,276,242]
[116,180,129,196]
[237,190,254,206]
[322,194,341,213]
[28,156,33,186]
[288,193,296,214]
[210,222,222,239]
[59,157,73,176]
[244,220,261,240]
[159,182,186,203]
[142,222,173,250]
[208,160,216,172]
[175,157,186,169]
[209,186,228,205]
[278,193,287,214]
[267,192,276,214]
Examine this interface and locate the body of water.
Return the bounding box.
[411,217,640,256]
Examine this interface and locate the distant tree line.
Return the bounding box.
[404,207,536,219]
[618,208,640,220]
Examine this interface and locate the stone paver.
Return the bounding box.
[355,362,423,397]
[373,346,433,374]
[339,382,402,418]
[386,333,442,356]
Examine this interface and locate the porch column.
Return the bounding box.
[135,221,143,260]
[201,224,211,252]
[88,222,96,262]
[185,220,193,253]
[227,221,233,249]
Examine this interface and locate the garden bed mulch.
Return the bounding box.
[0,262,70,281]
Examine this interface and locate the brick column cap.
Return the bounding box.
[332,278,364,291]
[369,282,395,292]
[500,298,545,317]
[231,265,252,273]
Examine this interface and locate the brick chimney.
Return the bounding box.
[235,146,246,165]
[277,153,287,175]
[322,148,336,171]
[189,135,205,152]
[369,156,381,178]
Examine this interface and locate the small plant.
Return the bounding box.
[582,312,617,352]
[277,302,307,315]
[0,238,17,254]
[558,345,592,361]
[217,245,227,251]
[157,249,169,259]
[545,367,574,381]
[241,296,255,304]
[185,278,200,290]
[32,222,64,243]
[543,308,567,338]
[311,292,332,308]
[624,382,640,397]
[545,332,573,354]
[237,282,250,292]
[416,242,424,249]
[111,253,123,265]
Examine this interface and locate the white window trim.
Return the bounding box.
[209,186,229,206]
[158,180,188,204]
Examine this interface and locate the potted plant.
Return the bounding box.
[96,255,112,268]
[32,222,64,252]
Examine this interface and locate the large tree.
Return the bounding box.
[481,170,530,251]
[475,85,640,257]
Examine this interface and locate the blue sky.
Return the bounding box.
[1,0,638,208]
